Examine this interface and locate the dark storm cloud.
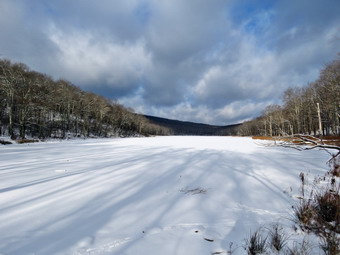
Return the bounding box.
[0,0,59,68]
[0,0,339,125]
[269,0,340,70]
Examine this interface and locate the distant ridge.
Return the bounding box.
[143,115,240,136]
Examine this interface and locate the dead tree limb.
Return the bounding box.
[258,135,340,164]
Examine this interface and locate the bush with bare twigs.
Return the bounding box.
[238,135,340,255]
[291,140,340,255]
[268,224,289,253]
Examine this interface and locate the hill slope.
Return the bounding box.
[143,115,240,136]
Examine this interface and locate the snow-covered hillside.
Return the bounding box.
[0,136,330,254]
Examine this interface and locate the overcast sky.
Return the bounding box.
[1,0,339,125]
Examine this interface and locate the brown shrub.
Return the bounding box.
[252,136,275,140]
[315,189,340,231]
[16,139,39,144]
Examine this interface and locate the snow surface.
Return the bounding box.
[0,136,330,254]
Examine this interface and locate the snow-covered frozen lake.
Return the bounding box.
[0,136,330,254]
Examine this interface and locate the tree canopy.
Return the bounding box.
[238,57,340,137]
[0,59,171,139]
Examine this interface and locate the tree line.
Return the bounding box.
[238,57,340,137]
[0,59,172,139]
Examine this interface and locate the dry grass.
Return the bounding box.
[244,229,268,255]
[268,224,288,253]
[322,136,340,147]
[315,188,340,229]
[293,200,315,232]
[284,239,312,255]
[16,139,39,144]
[252,136,275,140]
[180,187,207,195]
[293,177,340,255]
[252,135,340,146]
[320,234,340,255]
[252,136,302,143]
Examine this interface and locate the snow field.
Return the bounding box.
[0,136,330,254]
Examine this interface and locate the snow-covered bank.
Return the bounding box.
[0,136,330,254]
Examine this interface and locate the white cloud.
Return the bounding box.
[1,0,339,124]
[49,26,152,93]
[192,39,280,107]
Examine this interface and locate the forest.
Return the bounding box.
[237,57,340,137]
[0,59,172,140]
[1,57,339,140]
